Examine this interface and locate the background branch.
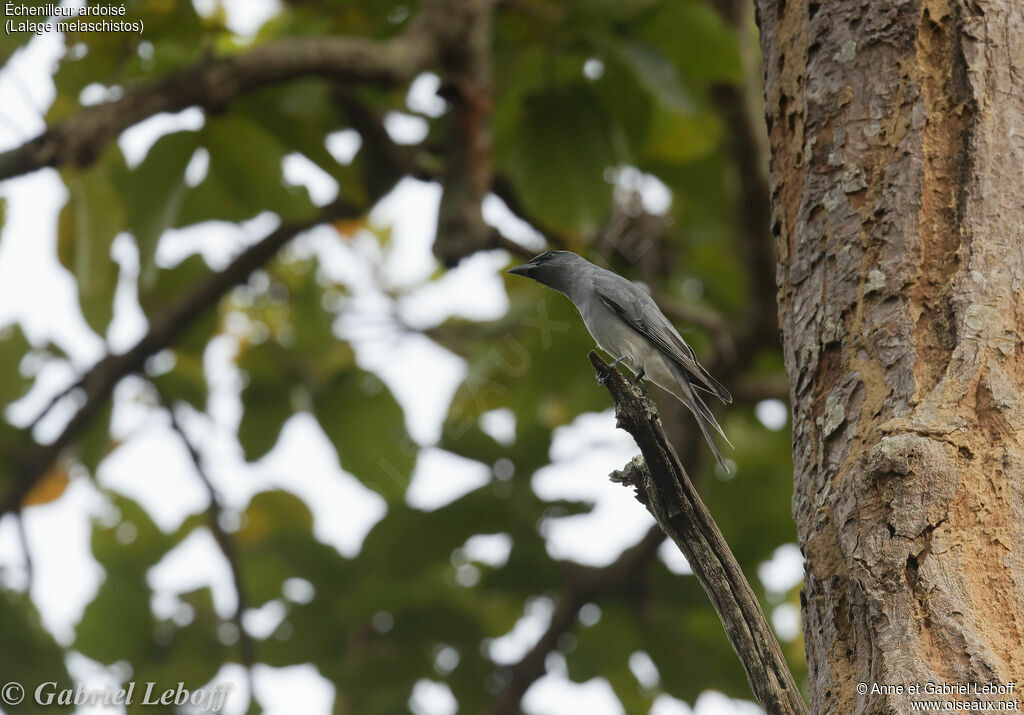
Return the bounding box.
[4,199,369,517]
[0,0,471,181]
[154,388,255,695]
[486,527,664,715]
[433,0,496,266]
[705,0,779,363]
[590,351,807,715]
[16,514,33,591]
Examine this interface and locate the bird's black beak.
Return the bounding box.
[507,263,532,277]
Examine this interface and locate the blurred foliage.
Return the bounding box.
[0,0,803,713]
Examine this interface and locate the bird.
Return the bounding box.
[508,250,733,471]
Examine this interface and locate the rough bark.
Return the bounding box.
[756,0,1024,712]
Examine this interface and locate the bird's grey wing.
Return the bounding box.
[594,274,732,404]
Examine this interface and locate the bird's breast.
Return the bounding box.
[580,306,646,370]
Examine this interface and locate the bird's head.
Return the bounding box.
[507,250,585,294]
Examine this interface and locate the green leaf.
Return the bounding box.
[117,131,202,291]
[237,342,295,462]
[437,422,504,466]
[234,263,354,463]
[635,0,742,86]
[233,489,348,607]
[590,58,656,161]
[568,604,642,683]
[499,83,616,234]
[50,47,122,124]
[645,153,732,236]
[133,587,228,689]
[0,323,32,405]
[57,149,128,335]
[611,40,693,114]
[116,1,206,81]
[77,494,179,664]
[233,80,347,177]
[91,493,178,573]
[75,400,113,473]
[139,254,219,356]
[78,498,227,692]
[259,0,411,41]
[0,421,26,494]
[136,254,217,412]
[0,589,73,714]
[239,488,315,541]
[645,108,722,165]
[643,104,724,163]
[150,351,208,412]
[340,600,485,712]
[177,115,315,226]
[359,489,510,582]
[75,563,156,665]
[273,257,337,357]
[313,369,415,501]
[606,662,654,715]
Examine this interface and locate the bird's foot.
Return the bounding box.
[597,354,633,386]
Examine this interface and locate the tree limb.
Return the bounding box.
[483,339,785,713]
[0,0,466,181]
[590,351,807,715]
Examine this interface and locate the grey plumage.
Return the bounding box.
[508,250,733,471]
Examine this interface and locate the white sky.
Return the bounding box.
[0,6,801,714]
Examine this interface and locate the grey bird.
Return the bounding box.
[508,250,733,471]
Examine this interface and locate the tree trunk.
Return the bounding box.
[755,0,1024,712]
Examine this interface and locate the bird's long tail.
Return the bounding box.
[676,372,732,473]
